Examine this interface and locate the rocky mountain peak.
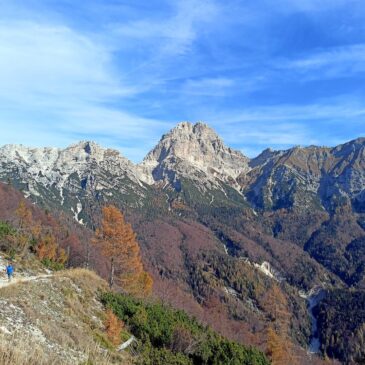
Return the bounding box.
[143,122,246,164]
[138,122,250,187]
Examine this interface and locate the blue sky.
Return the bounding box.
[0,0,364,161]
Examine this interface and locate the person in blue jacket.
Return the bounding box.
[6,263,14,282]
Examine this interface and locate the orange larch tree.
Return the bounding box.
[36,233,58,261]
[13,200,68,265]
[262,284,299,365]
[94,205,153,296]
[104,308,124,346]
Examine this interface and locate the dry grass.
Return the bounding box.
[0,333,125,365]
[0,269,131,365]
[0,333,60,365]
[56,268,108,292]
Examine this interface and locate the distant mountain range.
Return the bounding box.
[1,122,363,215]
[0,122,364,364]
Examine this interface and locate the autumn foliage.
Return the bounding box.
[12,199,68,265]
[266,326,287,365]
[261,284,291,333]
[263,284,298,365]
[104,308,124,346]
[94,205,153,297]
[35,233,68,265]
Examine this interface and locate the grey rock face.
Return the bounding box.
[138,122,250,191]
[242,138,365,212]
[0,141,148,222]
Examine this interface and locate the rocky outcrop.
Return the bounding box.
[0,141,141,190]
[0,141,149,219]
[138,122,250,191]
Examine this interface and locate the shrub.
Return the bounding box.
[0,221,15,238]
[137,347,193,365]
[41,258,64,271]
[101,292,269,365]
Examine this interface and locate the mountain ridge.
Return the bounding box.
[1,121,363,216]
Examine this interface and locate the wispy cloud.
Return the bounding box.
[0,21,135,104]
[113,0,219,57]
[282,44,365,78]
[0,20,171,161]
[0,2,224,161]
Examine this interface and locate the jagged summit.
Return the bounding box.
[138,121,250,188]
[164,121,231,141]
[162,121,219,138]
[155,122,225,158]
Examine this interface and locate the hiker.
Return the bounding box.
[5,263,14,282]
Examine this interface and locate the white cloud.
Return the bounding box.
[113,0,219,58]
[0,20,171,161]
[280,44,365,79]
[0,21,137,105]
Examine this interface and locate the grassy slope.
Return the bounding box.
[0,267,131,365]
[0,257,270,365]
